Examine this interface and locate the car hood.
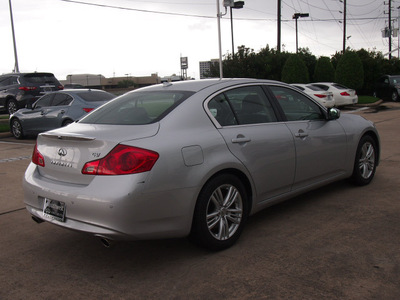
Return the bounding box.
[34,122,160,184]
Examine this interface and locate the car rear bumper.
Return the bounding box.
[23,163,196,241]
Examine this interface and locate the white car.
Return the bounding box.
[311,82,358,107]
[292,83,335,108]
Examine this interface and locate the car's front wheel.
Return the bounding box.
[11,118,24,139]
[392,91,399,102]
[191,174,248,251]
[351,135,378,186]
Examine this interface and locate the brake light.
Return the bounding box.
[314,94,327,98]
[32,143,45,167]
[58,85,64,90]
[340,92,350,96]
[19,86,37,91]
[83,108,94,113]
[82,145,159,175]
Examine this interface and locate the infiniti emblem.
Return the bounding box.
[58,148,67,157]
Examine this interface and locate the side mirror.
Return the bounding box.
[327,107,340,120]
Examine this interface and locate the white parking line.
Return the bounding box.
[0,156,31,163]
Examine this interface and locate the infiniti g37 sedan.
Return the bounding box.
[23,79,380,250]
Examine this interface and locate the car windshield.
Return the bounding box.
[76,91,114,102]
[80,90,193,125]
[390,76,400,84]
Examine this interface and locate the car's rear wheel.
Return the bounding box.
[7,99,18,115]
[191,174,248,251]
[11,118,24,139]
[62,119,73,127]
[351,135,378,186]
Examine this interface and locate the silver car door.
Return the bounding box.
[269,85,347,190]
[207,85,296,202]
[41,93,73,130]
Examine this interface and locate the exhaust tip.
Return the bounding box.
[31,215,44,224]
[99,237,114,248]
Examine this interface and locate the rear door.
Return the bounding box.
[206,85,296,202]
[40,93,73,129]
[268,85,347,190]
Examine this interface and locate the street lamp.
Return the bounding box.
[292,12,309,54]
[230,1,244,57]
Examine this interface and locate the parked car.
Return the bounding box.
[10,89,115,139]
[310,82,358,106]
[63,83,85,89]
[23,79,380,250]
[291,83,335,108]
[0,72,63,114]
[373,75,400,101]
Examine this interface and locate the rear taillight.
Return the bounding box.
[32,143,45,167]
[58,85,64,90]
[83,108,94,113]
[19,86,37,91]
[340,92,350,96]
[314,94,327,98]
[82,145,159,175]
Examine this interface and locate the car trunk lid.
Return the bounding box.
[35,122,159,185]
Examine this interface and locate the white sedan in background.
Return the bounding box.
[292,83,335,108]
[311,82,358,107]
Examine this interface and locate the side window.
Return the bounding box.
[0,77,11,87]
[270,86,324,121]
[34,94,53,108]
[207,86,277,126]
[52,94,73,106]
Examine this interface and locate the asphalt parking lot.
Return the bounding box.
[1,104,400,299]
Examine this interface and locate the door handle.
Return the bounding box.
[40,110,47,115]
[232,135,251,144]
[60,110,65,114]
[295,130,308,138]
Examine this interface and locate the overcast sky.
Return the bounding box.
[0,0,398,80]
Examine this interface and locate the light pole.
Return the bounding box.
[8,0,19,73]
[292,12,309,54]
[230,1,244,58]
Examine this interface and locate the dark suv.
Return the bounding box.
[0,72,63,114]
[373,75,400,102]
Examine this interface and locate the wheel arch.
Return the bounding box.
[199,168,254,215]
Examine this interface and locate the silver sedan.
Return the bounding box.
[10,89,115,139]
[23,79,380,250]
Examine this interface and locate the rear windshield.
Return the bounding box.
[332,83,349,90]
[22,73,59,85]
[80,90,194,125]
[77,91,115,102]
[306,85,324,91]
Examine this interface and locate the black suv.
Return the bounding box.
[0,72,63,114]
[373,75,400,102]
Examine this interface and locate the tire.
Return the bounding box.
[7,99,18,115]
[62,119,73,127]
[11,118,24,139]
[391,91,399,102]
[191,174,248,251]
[351,135,378,186]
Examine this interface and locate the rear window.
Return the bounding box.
[332,83,349,90]
[22,73,59,85]
[76,91,115,102]
[306,85,324,91]
[80,90,194,125]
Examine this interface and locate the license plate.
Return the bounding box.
[43,198,66,222]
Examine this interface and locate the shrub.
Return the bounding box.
[281,55,309,83]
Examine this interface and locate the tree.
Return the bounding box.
[314,56,335,82]
[281,54,309,83]
[335,51,364,90]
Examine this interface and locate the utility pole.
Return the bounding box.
[8,0,19,73]
[342,0,347,53]
[389,0,392,59]
[277,0,281,52]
